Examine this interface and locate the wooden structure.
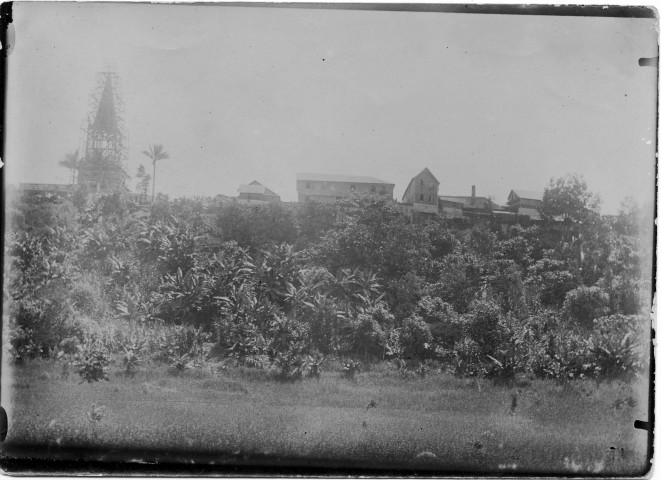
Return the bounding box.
[296,173,394,203]
[401,167,440,214]
[76,71,129,193]
[237,180,281,204]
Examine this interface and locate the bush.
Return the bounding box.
[399,315,433,361]
[563,286,610,329]
[74,339,112,383]
[485,315,537,384]
[591,314,646,380]
[449,338,485,377]
[342,359,362,381]
[466,300,502,356]
[353,310,388,360]
[70,275,108,318]
[155,324,212,361]
[531,328,596,383]
[417,296,463,348]
[9,284,79,361]
[527,255,579,307]
[270,352,304,382]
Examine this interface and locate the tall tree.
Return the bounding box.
[539,174,600,224]
[142,144,169,203]
[58,150,80,184]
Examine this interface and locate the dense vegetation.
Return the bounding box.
[5,174,651,387]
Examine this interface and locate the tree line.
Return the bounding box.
[6,174,651,383]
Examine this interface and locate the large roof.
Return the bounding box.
[402,167,440,202]
[238,184,267,194]
[510,189,544,201]
[249,180,279,197]
[419,167,439,185]
[238,180,279,197]
[297,172,393,185]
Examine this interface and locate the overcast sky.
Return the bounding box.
[6,3,658,213]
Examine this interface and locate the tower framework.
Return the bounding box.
[77,71,129,192]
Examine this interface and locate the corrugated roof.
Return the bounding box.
[511,189,543,201]
[297,172,393,184]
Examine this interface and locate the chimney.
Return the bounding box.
[471,185,476,205]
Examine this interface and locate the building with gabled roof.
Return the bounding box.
[507,189,544,220]
[237,180,280,204]
[296,172,394,203]
[402,168,440,214]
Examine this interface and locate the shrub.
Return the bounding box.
[386,273,426,320]
[527,255,578,307]
[591,314,646,380]
[485,315,538,384]
[122,347,142,376]
[466,300,502,356]
[74,339,111,383]
[563,286,610,329]
[342,359,362,381]
[353,311,387,360]
[598,273,640,315]
[302,355,323,379]
[155,324,212,362]
[271,352,304,382]
[432,253,482,314]
[120,335,147,376]
[70,275,109,318]
[8,326,41,364]
[169,353,193,374]
[9,285,79,361]
[399,315,433,361]
[450,338,485,377]
[531,329,596,383]
[267,314,309,361]
[417,296,463,348]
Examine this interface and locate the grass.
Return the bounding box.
[2,359,650,474]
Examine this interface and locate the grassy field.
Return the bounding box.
[2,359,650,475]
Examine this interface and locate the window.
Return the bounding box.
[420,194,424,201]
[350,185,356,192]
[306,182,311,189]
[420,179,424,186]
[330,184,336,191]
[305,196,310,201]
[370,186,376,193]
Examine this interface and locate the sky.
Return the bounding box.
[6,3,658,213]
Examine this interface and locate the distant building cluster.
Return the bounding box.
[400,167,545,223]
[17,71,546,220]
[19,164,546,223]
[213,167,545,224]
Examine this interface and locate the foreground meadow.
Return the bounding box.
[4,359,649,475]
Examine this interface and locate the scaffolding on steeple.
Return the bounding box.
[77,70,129,192]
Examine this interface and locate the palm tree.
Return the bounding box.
[58,150,80,184]
[142,144,169,203]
